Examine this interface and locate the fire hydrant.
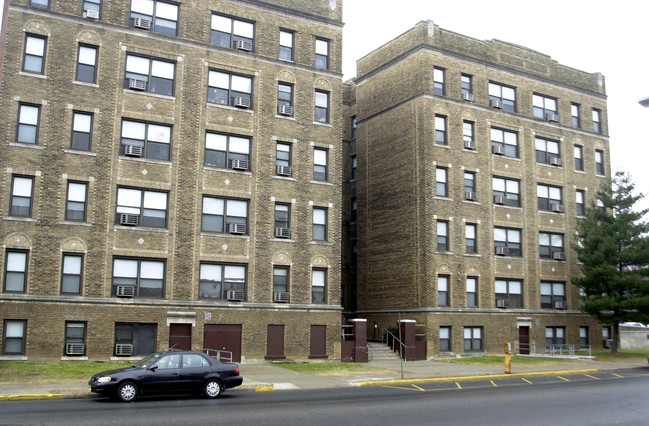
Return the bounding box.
[504,343,512,374]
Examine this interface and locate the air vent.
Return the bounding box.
[231,159,249,170]
[228,223,247,234]
[464,139,476,150]
[226,290,245,301]
[278,105,294,116]
[116,285,136,297]
[273,291,289,303]
[115,343,134,356]
[234,96,251,108]
[462,92,475,102]
[496,299,509,308]
[276,165,292,177]
[66,343,85,355]
[133,18,151,30]
[275,227,291,238]
[235,40,253,51]
[124,144,143,157]
[119,213,140,226]
[552,251,566,261]
[128,78,147,91]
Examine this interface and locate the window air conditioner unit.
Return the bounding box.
[493,195,506,205]
[235,40,253,52]
[66,343,85,355]
[119,213,140,226]
[124,144,143,157]
[128,78,147,91]
[465,191,477,201]
[462,92,475,102]
[275,227,291,238]
[492,145,505,155]
[546,113,560,122]
[278,105,294,116]
[273,291,289,303]
[552,251,566,261]
[116,285,136,297]
[554,300,567,309]
[495,246,508,256]
[551,203,565,213]
[496,299,509,308]
[490,99,503,109]
[228,223,247,234]
[549,157,562,166]
[226,290,245,301]
[464,139,476,150]
[133,18,152,30]
[603,339,613,348]
[231,159,249,170]
[85,9,99,19]
[115,343,134,356]
[234,96,251,108]
[276,165,292,177]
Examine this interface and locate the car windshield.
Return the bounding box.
[133,353,162,368]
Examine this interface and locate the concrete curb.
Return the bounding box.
[0,393,62,401]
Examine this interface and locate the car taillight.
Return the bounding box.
[234,367,240,374]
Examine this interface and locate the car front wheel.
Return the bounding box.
[204,379,223,398]
[117,381,138,402]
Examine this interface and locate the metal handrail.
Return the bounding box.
[201,348,233,363]
[529,343,591,357]
[382,328,405,358]
[341,324,354,341]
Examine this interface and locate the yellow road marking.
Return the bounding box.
[490,380,498,387]
[522,378,533,384]
[455,382,462,389]
[584,374,600,380]
[557,376,570,382]
[612,373,624,378]
[411,384,425,391]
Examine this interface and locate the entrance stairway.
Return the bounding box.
[367,341,401,361]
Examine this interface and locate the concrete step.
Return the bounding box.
[367,342,401,361]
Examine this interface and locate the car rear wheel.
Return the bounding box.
[117,381,138,402]
[204,379,223,398]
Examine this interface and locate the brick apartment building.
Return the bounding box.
[0,0,343,361]
[342,21,611,356]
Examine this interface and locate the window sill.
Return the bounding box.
[206,103,254,114]
[492,155,521,162]
[200,232,250,240]
[114,225,169,234]
[536,162,563,169]
[434,251,454,255]
[0,355,28,361]
[61,356,88,361]
[313,121,332,127]
[19,71,47,79]
[275,114,296,121]
[111,356,144,362]
[59,220,92,226]
[574,170,585,174]
[493,255,524,260]
[310,180,333,186]
[310,241,332,246]
[493,204,522,211]
[271,238,295,243]
[203,165,253,176]
[9,142,43,149]
[272,175,296,181]
[119,156,172,167]
[463,253,482,258]
[123,89,176,102]
[539,210,564,216]
[433,196,453,201]
[73,80,99,88]
[435,144,450,149]
[463,200,480,205]
[3,216,37,223]
[64,149,97,156]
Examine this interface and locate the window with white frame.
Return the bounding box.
[535,137,561,165]
[537,184,563,211]
[571,103,580,128]
[201,196,248,234]
[488,82,516,112]
[434,67,445,95]
[539,232,564,259]
[3,320,27,355]
[437,221,449,252]
[595,150,605,175]
[494,227,522,256]
[576,190,585,216]
[315,38,329,69]
[61,253,83,294]
[279,29,294,61]
[112,257,165,298]
[4,250,28,293]
[490,128,518,158]
[199,263,246,300]
[116,187,168,228]
[467,277,478,307]
[130,0,179,36]
[465,223,477,254]
[121,119,172,161]
[30,0,49,8]
[545,327,565,345]
[574,145,584,171]
[10,175,34,217]
[464,172,476,198]
[115,323,156,356]
[275,204,290,237]
[439,326,451,352]
[23,34,46,74]
[211,13,254,50]
[315,90,329,123]
[464,327,482,352]
[492,176,520,207]
[533,94,558,119]
[495,279,523,308]
[71,111,93,151]
[66,181,88,221]
[64,322,86,356]
[276,142,291,173]
[592,109,602,133]
[314,148,328,181]
[125,55,175,96]
[436,167,448,197]
[312,268,327,303]
[580,326,589,346]
[17,104,40,144]
[76,44,97,83]
[208,70,253,107]
[461,74,472,95]
[313,207,328,241]
[204,132,250,170]
[438,275,449,306]
[273,266,289,299]
[435,115,447,145]
[277,83,293,116]
[83,0,101,18]
[463,121,474,146]
[541,281,566,308]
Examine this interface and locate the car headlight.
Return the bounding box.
[97,377,112,383]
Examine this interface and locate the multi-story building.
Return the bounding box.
[343,21,611,356]
[0,0,343,361]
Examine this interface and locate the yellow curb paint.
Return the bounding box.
[8,394,62,401]
[255,386,275,392]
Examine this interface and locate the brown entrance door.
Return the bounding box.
[169,323,192,350]
[309,325,327,359]
[519,326,530,354]
[266,325,285,360]
[203,324,242,362]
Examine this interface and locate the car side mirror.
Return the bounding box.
[148,365,158,371]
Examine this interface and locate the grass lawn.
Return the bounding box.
[274,362,398,376]
[0,361,131,385]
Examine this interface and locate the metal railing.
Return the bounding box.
[383,328,405,358]
[341,324,354,341]
[529,344,591,357]
[202,348,233,363]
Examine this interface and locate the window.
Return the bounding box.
[436,221,449,252]
[574,145,584,171]
[4,250,28,293]
[492,177,520,207]
[66,181,88,221]
[463,121,474,147]
[576,190,585,216]
[314,148,328,181]
[488,82,516,112]
[495,279,523,308]
[3,320,26,355]
[112,257,165,298]
[435,115,447,145]
[115,323,156,356]
[211,13,254,50]
[535,137,561,165]
[467,277,478,307]
[23,34,46,74]
[312,268,327,303]
[433,67,445,95]
[83,0,101,18]
[351,155,357,179]
[579,326,589,347]
[30,0,49,8]
[464,172,476,200]
[436,167,448,197]
[494,227,521,256]
[465,224,477,254]
[10,175,34,217]
[313,207,328,241]
[533,94,558,120]
[351,116,357,139]
[277,83,293,116]
[274,204,290,237]
[464,327,482,352]
[602,326,611,341]
[198,263,246,300]
[571,103,580,128]
[490,128,518,158]
[315,90,329,123]
[65,322,86,356]
[439,327,451,352]
[125,54,175,96]
[541,281,566,308]
[438,275,449,306]
[201,196,248,234]
[545,327,565,346]
[76,44,97,83]
[537,184,563,211]
[130,0,178,36]
[61,254,83,294]
[595,150,605,175]
[461,74,472,95]
[315,38,329,69]
[208,70,253,107]
[71,111,93,151]
[273,266,289,300]
[276,142,292,175]
[597,199,606,213]
[539,232,564,259]
[204,132,250,170]
[116,187,168,228]
[17,104,40,144]
[350,198,358,223]
[121,119,172,161]
[592,109,602,133]
[279,29,293,61]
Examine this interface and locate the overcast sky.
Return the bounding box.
[343,0,649,211]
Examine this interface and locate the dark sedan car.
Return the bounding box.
[89,350,243,402]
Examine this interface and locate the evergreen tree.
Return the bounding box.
[572,171,649,352]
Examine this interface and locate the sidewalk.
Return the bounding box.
[1,358,647,401]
